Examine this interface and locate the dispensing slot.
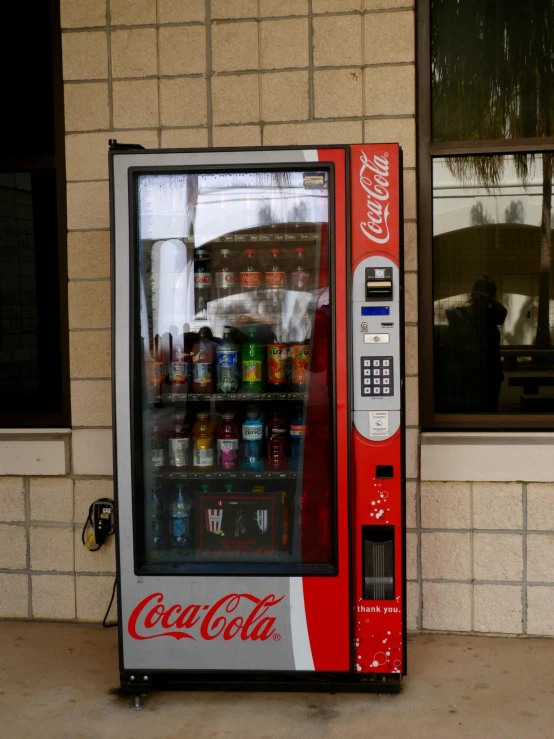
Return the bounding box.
[362,526,395,600]
[365,267,393,301]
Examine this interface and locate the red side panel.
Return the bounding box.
[350,144,404,675]
[302,148,350,672]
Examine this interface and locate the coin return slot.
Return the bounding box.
[362,526,395,600]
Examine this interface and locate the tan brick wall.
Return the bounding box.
[1,0,550,637]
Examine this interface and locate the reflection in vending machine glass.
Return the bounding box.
[137,169,335,570]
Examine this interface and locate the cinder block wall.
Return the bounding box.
[1,0,552,636]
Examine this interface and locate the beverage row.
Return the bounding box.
[152,407,305,472]
[195,246,313,313]
[151,325,310,397]
[151,483,287,553]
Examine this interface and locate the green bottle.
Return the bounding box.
[242,326,264,392]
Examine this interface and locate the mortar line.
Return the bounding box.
[106,0,114,130]
[361,2,366,141]
[24,477,32,617]
[155,0,162,148]
[308,0,314,120]
[257,0,264,144]
[415,481,423,629]
[522,482,528,634]
[205,0,213,147]
[469,481,475,631]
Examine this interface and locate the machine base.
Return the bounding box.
[120,670,402,695]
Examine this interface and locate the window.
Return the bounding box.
[418,0,554,429]
[0,2,69,426]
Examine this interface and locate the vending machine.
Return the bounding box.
[109,142,405,698]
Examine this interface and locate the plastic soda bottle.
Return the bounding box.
[192,411,215,470]
[290,247,311,291]
[167,413,190,469]
[216,328,240,393]
[217,412,240,471]
[290,342,310,392]
[242,407,264,471]
[264,248,286,288]
[214,248,238,300]
[152,486,166,550]
[194,249,211,319]
[267,343,288,392]
[242,326,264,392]
[289,412,306,471]
[170,483,192,548]
[240,248,263,294]
[192,327,215,393]
[151,419,165,468]
[266,411,288,471]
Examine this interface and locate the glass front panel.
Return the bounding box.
[432,0,554,141]
[135,168,335,572]
[433,153,554,415]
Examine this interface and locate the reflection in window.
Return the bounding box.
[433,154,554,413]
[432,0,554,142]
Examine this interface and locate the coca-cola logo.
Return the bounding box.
[359,151,391,244]
[128,592,284,642]
[195,275,212,285]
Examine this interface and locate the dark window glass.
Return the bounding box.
[0,0,69,426]
[431,0,554,141]
[0,171,64,413]
[433,152,554,414]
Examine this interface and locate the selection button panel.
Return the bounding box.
[360,356,394,397]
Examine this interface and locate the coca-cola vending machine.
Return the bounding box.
[109,142,405,701]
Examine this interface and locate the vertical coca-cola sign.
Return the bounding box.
[350,144,400,265]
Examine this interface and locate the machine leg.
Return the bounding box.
[130,694,144,711]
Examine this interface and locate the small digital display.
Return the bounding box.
[361,307,390,316]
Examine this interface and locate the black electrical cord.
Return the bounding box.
[103,578,118,628]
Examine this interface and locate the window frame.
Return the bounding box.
[0,0,70,428]
[417,0,554,430]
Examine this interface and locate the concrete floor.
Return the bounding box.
[0,622,553,738]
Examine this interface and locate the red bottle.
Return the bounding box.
[290,247,311,291]
[217,412,240,471]
[264,248,286,289]
[240,248,263,293]
[266,412,288,471]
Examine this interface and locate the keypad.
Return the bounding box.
[360,356,394,396]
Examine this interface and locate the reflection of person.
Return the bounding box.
[445,275,507,412]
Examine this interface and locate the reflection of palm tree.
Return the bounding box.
[432,0,554,348]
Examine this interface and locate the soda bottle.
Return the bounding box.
[290,342,310,392]
[266,411,288,471]
[242,326,264,392]
[216,327,240,393]
[191,327,215,393]
[242,406,264,471]
[149,334,164,404]
[170,483,192,548]
[290,247,311,291]
[151,419,165,468]
[194,249,212,319]
[267,343,288,392]
[240,248,263,294]
[217,412,240,471]
[192,411,215,470]
[167,413,191,469]
[169,335,189,400]
[264,248,286,289]
[214,248,238,301]
[289,411,306,471]
[152,485,166,550]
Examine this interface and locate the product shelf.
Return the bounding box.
[157,468,299,481]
